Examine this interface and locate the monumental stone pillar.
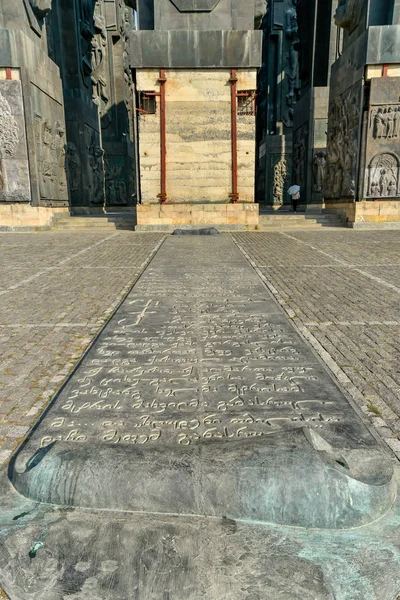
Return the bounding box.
[324,0,400,227]
[130,0,267,230]
[0,0,69,229]
[50,0,138,212]
[257,0,338,211]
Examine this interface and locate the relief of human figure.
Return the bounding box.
[379,169,389,196]
[334,0,363,30]
[66,142,82,193]
[387,107,395,138]
[394,108,400,138]
[285,0,301,106]
[374,108,386,139]
[29,0,52,18]
[369,180,379,197]
[313,152,326,192]
[388,180,397,196]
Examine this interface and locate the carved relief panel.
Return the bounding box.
[293,123,308,190]
[313,151,326,193]
[363,77,400,199]
[282,0,301,127]
[367,153,399,198]
[34,116,68,201]
[0,80,31,203]
[268,153,292,206]
[324,82,361,200]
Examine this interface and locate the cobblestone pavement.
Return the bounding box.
[233,229,400,458]
[0,231,165,465]
[0,229,399,469]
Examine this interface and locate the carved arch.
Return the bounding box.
[367,152,400,198]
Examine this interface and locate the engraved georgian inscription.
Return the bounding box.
[14,236,376,459]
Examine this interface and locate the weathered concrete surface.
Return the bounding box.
[233,230,400,455]
[137,69,257,205]
[0,232,165,465]
[0,235,399,599]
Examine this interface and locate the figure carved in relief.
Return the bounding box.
[54,121,67,196]
[273,158,288,205]
[66,143,82,193]
[324,85,360,199]
[29,0,52,18]
[313,152,326,192]
[367,153,399,198]
[379,169,389,196]
[371,106,400,139]
[92,145,105,204]
[334,0,363,31]
[293,129,307,188]
[0,91,19,191]
[91,5,108,104]
[255,0,268,29]
[285,0,301,109]
[374,108,386,139]
[41,120,55,198]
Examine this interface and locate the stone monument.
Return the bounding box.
[0,235,399,597]
[130,0,266,230]
[257,0,338,210]
[0,0,138,230]
[324,0,400,226]
[0,0,68,228]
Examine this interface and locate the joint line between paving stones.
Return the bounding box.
[279,232,400,294]
[0,235,167,464]
[0,233,120,297]
[231,234,400,459]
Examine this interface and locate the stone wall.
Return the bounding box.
[0,0,138,228]
[137,68,257,204]
[324,0,400,223]
[0,3,68,212]
[0,76,30,204]
[51,0,137,211]
[257,0,338,209]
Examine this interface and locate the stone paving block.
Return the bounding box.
[232,230,400,448]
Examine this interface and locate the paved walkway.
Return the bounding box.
[0,232,165,464]
[233,230,400,457]
[2,234,398,600]
[0,229,399,465]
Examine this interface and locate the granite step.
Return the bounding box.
[52,215,137,230]
[258,213,344,229]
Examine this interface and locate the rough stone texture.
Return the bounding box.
[232,230,400,455]
[51,0,137,211]
[257,0,338,208]
[0,234,399,599]
[129,30,263,68]
[137,69,257,205]
[0,0,138,227]
[136,203,259,229]
[324,3,400,223]
[0,79,30,203]
[0,231,165,463]
[325,199,400,227]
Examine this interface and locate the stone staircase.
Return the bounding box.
[258,211,344,230]
[52,211,137,231]
[50,209,344,232]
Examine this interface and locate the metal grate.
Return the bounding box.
[237,90,256,116]
[139,91,157,115]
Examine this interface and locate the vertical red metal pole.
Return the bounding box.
[382,64,389,77]
[229,69,239,203]
[158,69,167,204]
[5,68,12,80]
